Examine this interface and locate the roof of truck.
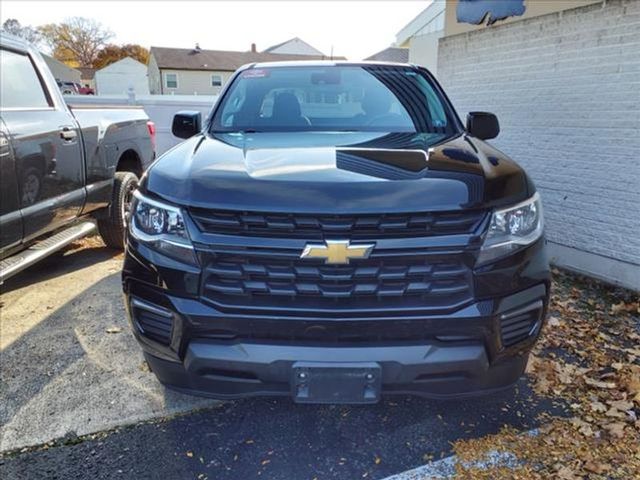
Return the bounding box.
[247,60,415,69]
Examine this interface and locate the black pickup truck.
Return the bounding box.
[0,34,155,281]
[123,61,549,403]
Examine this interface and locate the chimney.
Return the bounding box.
[250,43,257,53]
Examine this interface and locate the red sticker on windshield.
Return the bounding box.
[241,69,271,79]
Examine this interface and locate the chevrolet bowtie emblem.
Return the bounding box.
[300,240,374,265]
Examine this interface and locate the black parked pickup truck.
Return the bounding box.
[123,61,550,404]
[0,35,155,282]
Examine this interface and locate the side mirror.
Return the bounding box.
[172,111,202,139]
[466,112,499,140]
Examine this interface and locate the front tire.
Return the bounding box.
[98,171,138,249]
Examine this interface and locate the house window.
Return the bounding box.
[211,75,223,87]
[165,73,178,89]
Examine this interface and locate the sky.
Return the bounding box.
[0,1,431,60]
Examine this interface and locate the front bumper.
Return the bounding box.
[143,340,530,402]
[123,235,549,402]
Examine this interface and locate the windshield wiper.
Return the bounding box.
[210,129,262,134]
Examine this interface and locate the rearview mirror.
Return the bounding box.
[172,111,202,139]
[466,112,499,140]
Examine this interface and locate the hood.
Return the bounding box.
[142,131,533,213]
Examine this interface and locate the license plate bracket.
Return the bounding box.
[291,362,381,404]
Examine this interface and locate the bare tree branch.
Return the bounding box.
[39,17,113,67]
[1,18,42,46]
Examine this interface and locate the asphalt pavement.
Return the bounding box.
[1,383,566,480]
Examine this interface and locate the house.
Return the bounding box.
[263,37,326,56]
[95,57,149,95]
[400,0,639,290]
[42,53,81,84]
[77,67,96,91]
[147,44,344,95]
[395,0,445,74]
[363,47,409,63]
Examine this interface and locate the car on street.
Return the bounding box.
[123,61,549,404]
[0,34,155,281]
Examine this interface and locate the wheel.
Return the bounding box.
[97,171,138,249]
[20,166,43,206]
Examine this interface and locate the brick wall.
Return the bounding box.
[437,0,640,289]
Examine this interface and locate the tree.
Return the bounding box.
[39,17,113,67]
[1,18,41,46]
[93,43,149,69]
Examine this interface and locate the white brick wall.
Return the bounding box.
[438,0,640,289]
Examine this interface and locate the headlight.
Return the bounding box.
[477,192,543,264]
[129,190,198,265]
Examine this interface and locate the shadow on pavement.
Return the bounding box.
[0,245,121,294]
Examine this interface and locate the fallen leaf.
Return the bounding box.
[570,417,594,437]
[106,327,122,334]
[584,377,616,389]
[139,361,150,372]
[604,407,627,419]
[584,461,610,474]
[610,301,635,314]
[607,399,634,411]
[548,316,561,327]
[603,422,626,439]
[590,401,607,413]
[556,465,581,480]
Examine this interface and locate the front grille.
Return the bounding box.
[189,208,487,240]
[194,317,483,344]
[201,253,473,315]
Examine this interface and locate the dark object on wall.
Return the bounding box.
[457,0,526,26]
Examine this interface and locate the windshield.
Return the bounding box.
[210,65,461,135]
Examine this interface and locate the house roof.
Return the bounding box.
[41,53,78,71]
[77,67,96,80]
[363,47,409,63]
[150,46,345,71]
[97,56,147,73]
[396,1,445,46]
[263,37,325,56]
